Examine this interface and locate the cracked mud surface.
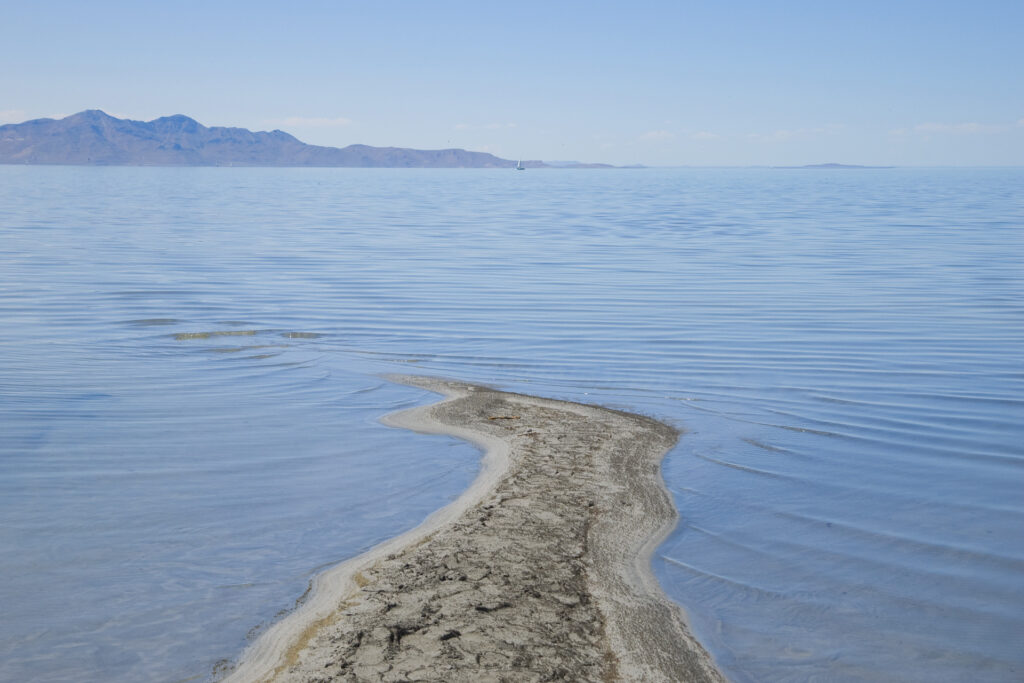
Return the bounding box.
[232,378,723,683]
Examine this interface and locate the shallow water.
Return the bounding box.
[1,166,1021,682]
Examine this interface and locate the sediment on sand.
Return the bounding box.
[223,376,723,682]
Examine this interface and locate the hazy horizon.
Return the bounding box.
[2,109,1021,169]
[2,1,1021,167]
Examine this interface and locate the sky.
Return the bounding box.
[1,0,1022,166]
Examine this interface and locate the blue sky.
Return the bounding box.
[2,0,1021,165]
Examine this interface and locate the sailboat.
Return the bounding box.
[515,159,525,171]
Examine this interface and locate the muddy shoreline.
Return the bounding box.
[223,376,723,682]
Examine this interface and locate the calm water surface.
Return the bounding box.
[1,166,1021,682]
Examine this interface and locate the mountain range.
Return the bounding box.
[0,111,614,168]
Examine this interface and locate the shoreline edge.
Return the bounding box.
[221,375,723,682]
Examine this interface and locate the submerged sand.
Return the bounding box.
[222,376,723,682]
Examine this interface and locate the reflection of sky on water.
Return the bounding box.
[1,166,1021,682]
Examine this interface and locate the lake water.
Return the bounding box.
[1,166,1021,682]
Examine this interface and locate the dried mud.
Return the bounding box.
[225,377,723,683]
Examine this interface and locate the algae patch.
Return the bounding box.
[175,330,262,341]
[206,345,285,354]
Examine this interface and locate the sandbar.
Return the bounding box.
[222,376,723,682]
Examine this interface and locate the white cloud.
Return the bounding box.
[750,124,844,142]
[894,121,1014,136]
[274,116,353,127]
[914,122,1002,134]
[454,122,517,130]
[690,131,720,141]
[639,130,674,141]
[0,109,28,124]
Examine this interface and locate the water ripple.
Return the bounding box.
[1,166,1022,682]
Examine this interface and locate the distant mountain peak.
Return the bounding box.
[150,114,203,134]
[267,129,300,142]
[0,110,549,168]
[1,110,615,168]
[152,114,199,124]
[70,109,115,120]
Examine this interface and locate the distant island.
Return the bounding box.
[774,163,894,169]
[0,110,614,168]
